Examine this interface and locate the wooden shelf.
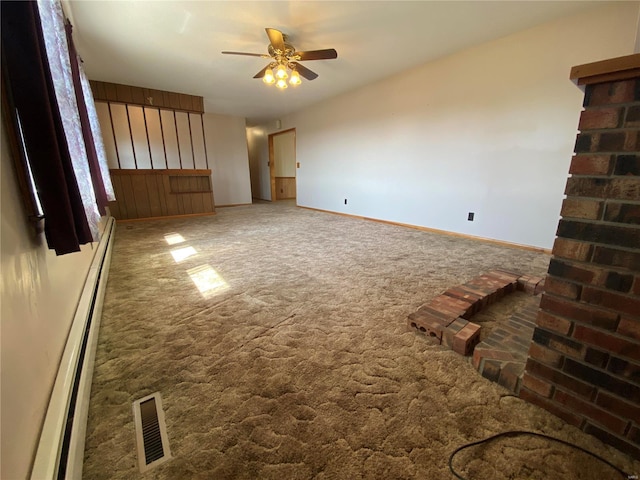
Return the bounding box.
[570,53,640,85]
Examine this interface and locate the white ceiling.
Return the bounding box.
[68,1,607,125]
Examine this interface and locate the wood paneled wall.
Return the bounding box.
[275,177,296,199]
[109,169,215,220]
[89,80,204,113]
[95,102,208,171]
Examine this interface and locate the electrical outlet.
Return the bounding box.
[468,212,474,221]
[344,199,348,205]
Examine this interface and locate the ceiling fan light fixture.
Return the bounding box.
[275,64,288,79]
[289,70,301,86]
[263,67,275,84]
[275,78,288,89]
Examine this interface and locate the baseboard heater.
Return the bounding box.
[30,217,116,480]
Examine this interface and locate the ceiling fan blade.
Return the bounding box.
[265,27,285,52]
[253,65,270,79]
[291,62,318,81]
[222,51,270,58]
[296,49,338,61]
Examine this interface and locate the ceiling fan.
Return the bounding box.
[222,28,338,89]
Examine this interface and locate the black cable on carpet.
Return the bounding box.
[449,430,635,480]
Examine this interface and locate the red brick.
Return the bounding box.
[525,358,595,398]
[592,246,640,271]
[553,390,628,434]
[603,202,640,225]
[535,310,573,336]
[472,345,486,370]
[442,317,468,348]
[543,277,581,300]
[522,372,554,398]
[564,358,640,402]
[618,316,640,341]
[625,130,640,151]
[633,276,640,296]
[485,273,518,293]
[598,132,628,152]
[459,285,490,308]
[529,342,563,367]
[443,287,482,305]
[573,325,640,361]
[430,295,473,318]
[583,347,609,368]
[586,80,636,106]
[552,238,592,262]
[564,177,640,201]
[626,425,640,444]
[578,108,622,130]
[596,391,640,424]
[624,105,640,127]
[478,349,516,362]
[614,154,640,175]
[452,322,480,356]
[557,220,640,250]
[581,286,640,318]
[569,154,614,175]
[480,359,501,382]
[498,362,523,393]
[408,315,442,343]
[584,423,640,458]
[519,388,584,427]
[428,301,466,319]
[540,294,619,330]
[534,278,546,295]
[547,259,607,285]
[560,198,603,220]
[416,306,454,325]
[493,268,522,277]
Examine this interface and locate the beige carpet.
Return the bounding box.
[83,202,639,479]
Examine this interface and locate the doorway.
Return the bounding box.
[268,128,296,201]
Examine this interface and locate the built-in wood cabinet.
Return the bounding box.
[108,169,215,220]
[275,177,296,199]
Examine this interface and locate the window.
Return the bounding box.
[1,0,114,254]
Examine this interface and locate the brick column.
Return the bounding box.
[521,54,640,459]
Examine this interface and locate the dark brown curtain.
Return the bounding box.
[1,1,92,255]
[64,20,109,216]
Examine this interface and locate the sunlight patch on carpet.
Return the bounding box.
[170,246,197,263]
[187,264,228,297]
[164,232,185,245]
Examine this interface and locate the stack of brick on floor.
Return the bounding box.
[408,270,544,356]
[473,297,541,394]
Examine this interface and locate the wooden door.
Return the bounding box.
[268,128,296,201]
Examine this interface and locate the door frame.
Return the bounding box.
[268,127,296,201]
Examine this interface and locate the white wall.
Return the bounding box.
[249,3,638,249]
[203,113,252,206]
[0,122,98,479]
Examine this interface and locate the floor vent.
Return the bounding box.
[132,393,171,472]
